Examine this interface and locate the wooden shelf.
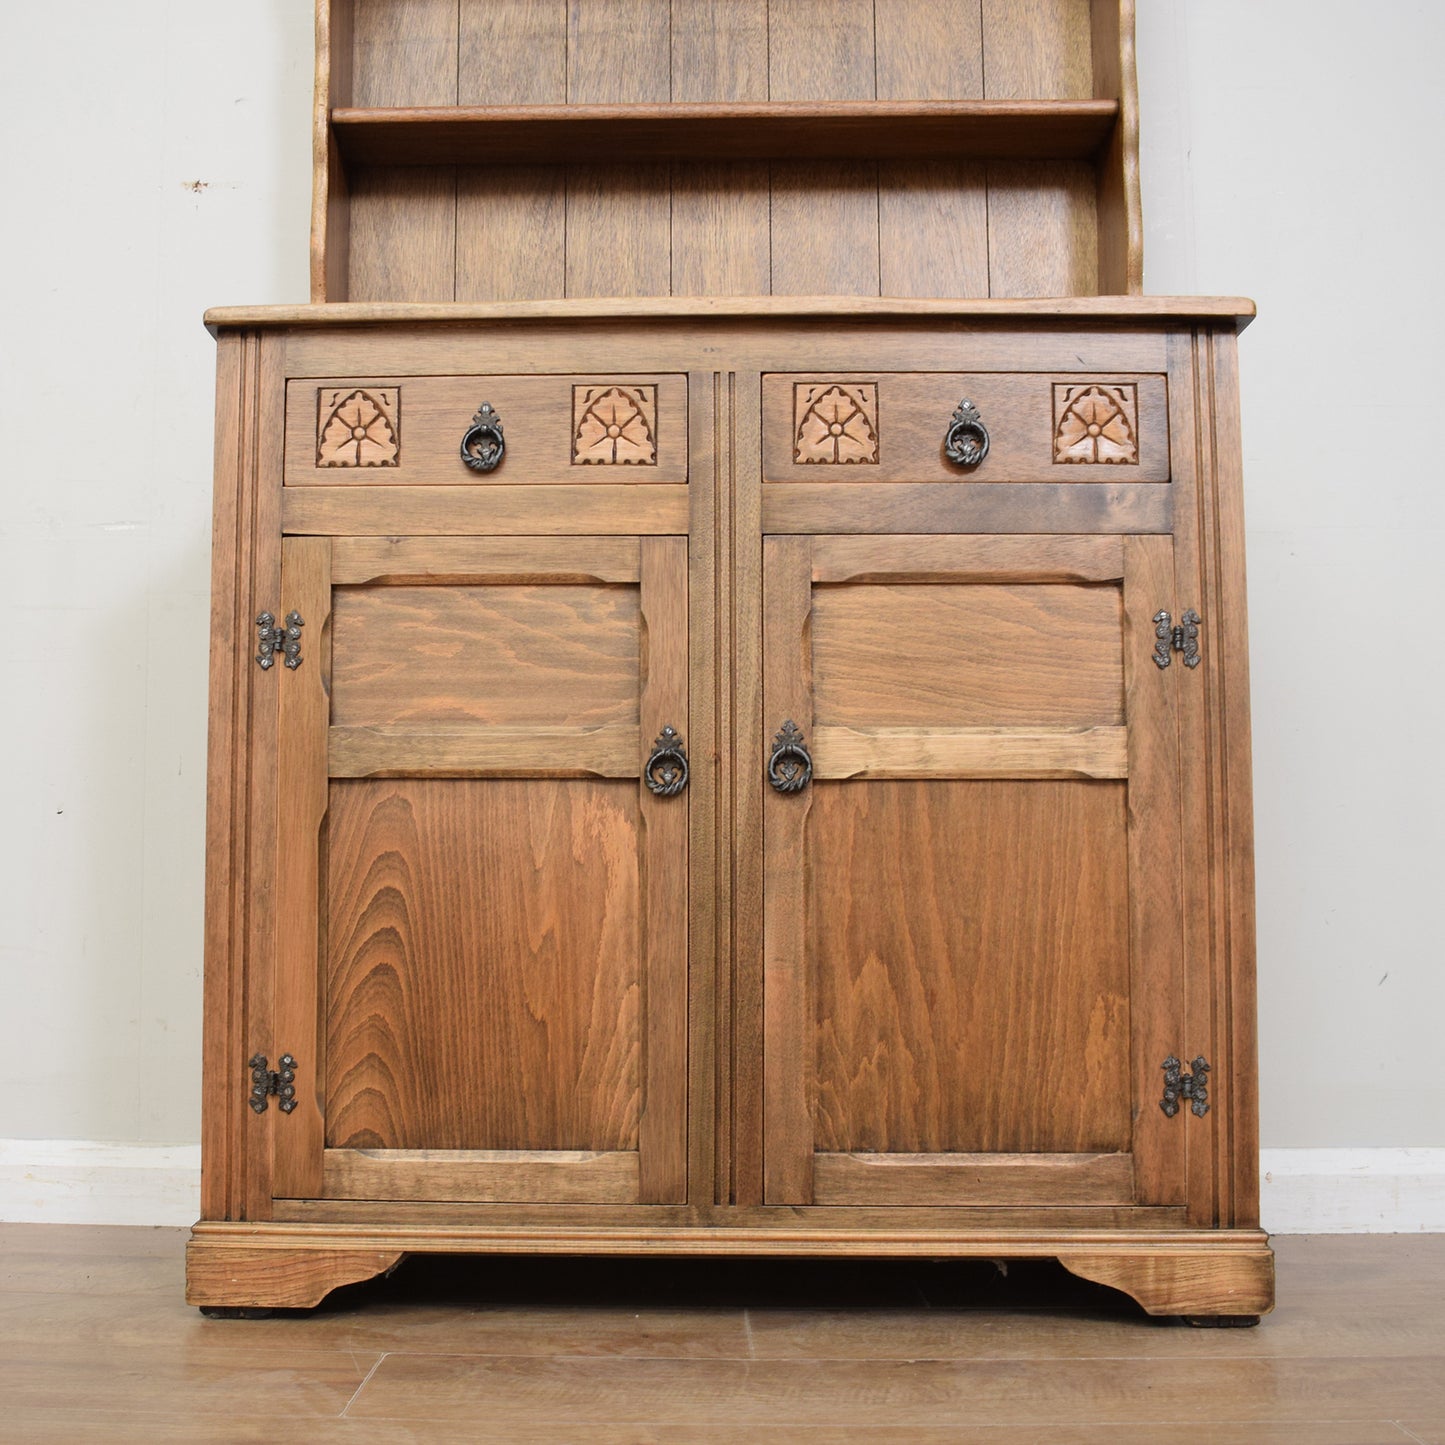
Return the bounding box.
[330,99,1120,169]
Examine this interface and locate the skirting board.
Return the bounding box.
[2,1142,1443,1231]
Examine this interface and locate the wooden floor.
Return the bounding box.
[1,1227,1443,1441]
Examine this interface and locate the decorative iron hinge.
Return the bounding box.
[1153,608,1201,669]
[1160,1055,1211,1117]
[255,611,304,670]
[248,1053,298,1114]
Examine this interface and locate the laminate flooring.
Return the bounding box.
[1,1227,1442,1441]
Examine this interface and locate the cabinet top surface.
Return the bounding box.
[205,295,1255,336]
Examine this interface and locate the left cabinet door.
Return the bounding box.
[267,534,688,1207]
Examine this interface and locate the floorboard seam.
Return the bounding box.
[339,1350,389,1418]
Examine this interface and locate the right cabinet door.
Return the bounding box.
[762,533,1188,1210]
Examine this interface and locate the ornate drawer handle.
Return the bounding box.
[645,726,689,796]
[943,398,990,468]
[460,402,505,472]
[768,720,812,793]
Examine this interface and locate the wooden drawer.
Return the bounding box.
[285,374,687,485]
[763,372,1168,483]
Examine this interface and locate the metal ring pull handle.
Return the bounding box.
[645,726,689,796]
[460,401,506,472]
[943,398,989,468]
[768,720,812,794]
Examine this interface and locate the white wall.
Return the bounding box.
[0,4,1440,1209]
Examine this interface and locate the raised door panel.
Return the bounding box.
[271,534,688,1206]
[761,533,1184,1209]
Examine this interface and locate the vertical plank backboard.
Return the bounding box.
[348,168,458,302]
[671,0,768,101]
[673,164,771,297]
[875,0,987,297]
[638,537,690,1203]
[1122,533,1186,1208]
[456,167,566,301]
[981,0,1093,99]
[875,0,983,99]
[566,167,672,298]
[987,161,1097,297]
[458,0,566,103]
[761,535,815,1204]
[455,1,566,300]
[879,162,989,297]
[769,0,878,297]
[567,0,670,102]
[351,0,460,105]
[271,538,333,1202]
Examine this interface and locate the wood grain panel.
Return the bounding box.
[286,374,689,488]
[981,0,1093,99]
[330,537,641,587]
[873,0,986,294]
[567,0,670,104]
[760,536,815,1204]
[325,779,641,1152]
[987,161,1098,297]
[1121,533,1185,1208]
[282,485,691,537]
[327,724,639,779]
[810,779,1131,1154]
[878,162,989,298]
[452,2,566,301]
[329,584,640,728]
[768,0,876,101]
[321,1148,639,1203]
[875,0,983,100]
[670,0,768,102]
[637,538,690,1203]
[767,0,877,299]
[760,372,1169,484]
[812,725,1128,780]
[671,163,771,297]
[457,0,566,104]
[565,166,672,298]
[351,0,459,106]
[455,166,566,302]
[347,167,456,303]
[761,482,1171,535]
[769,163,880,297]
[813,1151,1133,1206]
[810,534,1124,584]
[811,582,1124,728]
[272,539,333,1201]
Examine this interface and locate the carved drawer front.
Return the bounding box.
[763,373,1168,483]
[286,374,687,486]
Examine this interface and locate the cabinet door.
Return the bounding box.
[270,535,687,1206]
[762,534,1184,1209]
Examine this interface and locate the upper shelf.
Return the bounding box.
[329,99,1121,168]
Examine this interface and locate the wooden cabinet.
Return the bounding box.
[187,299,1274,1321]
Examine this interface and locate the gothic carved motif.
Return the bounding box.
[1052,382,1138,465]
[794,382,879,464]
[317,387,400,467]
[572,385,658,465]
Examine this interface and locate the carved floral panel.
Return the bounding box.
[572,384,658,465]
[317,387,400,467]
[794,382,879,464]
[1052,383,1139,465]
